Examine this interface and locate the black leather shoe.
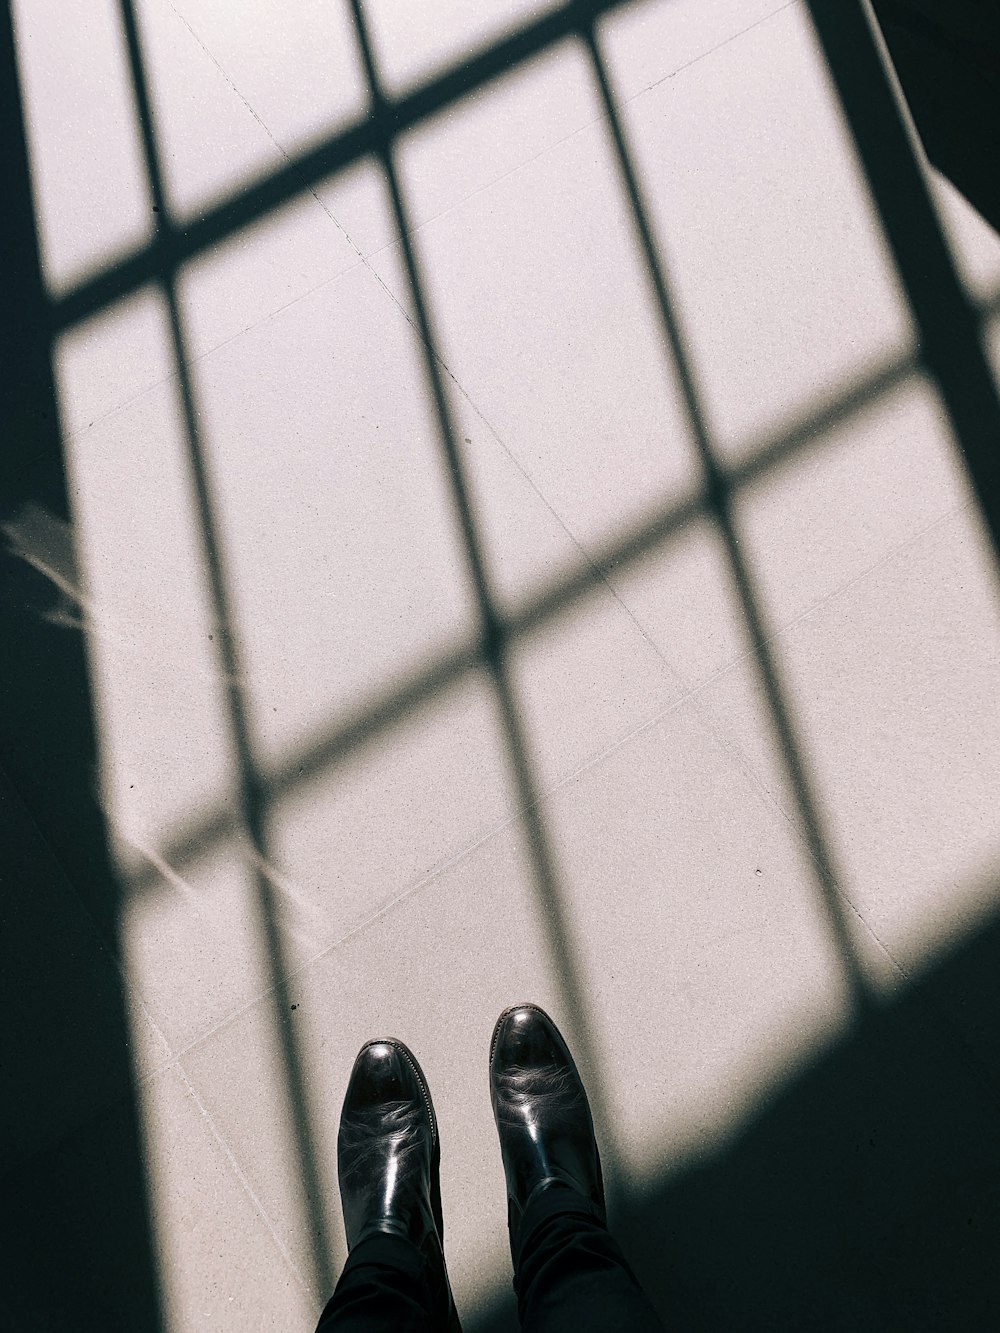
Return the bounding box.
[489,1004,606,1247]
[338,1038,447,1256]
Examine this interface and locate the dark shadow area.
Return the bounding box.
[621,899,1000,1331]
[467,898,1000,1333]
[872,0,1000,235]
[807,0,1000,565]
[0,2,162,1325]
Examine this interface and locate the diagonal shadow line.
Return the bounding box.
[46,0,635,336]
[578,17,875,1014]
[342,0,625,1202]
[115,0,335,1297]
[124,347,918,903]
[806,0,1000,566]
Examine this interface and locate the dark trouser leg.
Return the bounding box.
[513,1187,666,1333]
[316,1234,455,1333]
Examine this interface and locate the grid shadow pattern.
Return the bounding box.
[10,0,1000,1321]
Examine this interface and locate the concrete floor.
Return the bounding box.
[8,0,1000,1327]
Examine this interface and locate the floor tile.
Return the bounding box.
[364,1,921,581]
[363,0,562,98]
[331,39,600,257]
[54,196,361,440]
[178,694,885,1325]
[609,370,971,690]
[157,8,600,262]
[114,583,681,1053]
[11,0,152,295]
[173,191,361,378]
[614,944,1000,1330]
[13,0,1000,1327]
[177,258,681,778]
[297,42,599,262]
[129,0,280,221]
[606,1,915,464]
[119,835,273,1053]
[531,699,888,1173]
[346,0,796,256]
[367,100,702,556]
[137,1063,318,1330]
[165,0,368,156]
[183,263,483,769]
[504,585,683,788]
[158,0,801,270]
[54,286,175,443]
[598,0,794,101]
[179,826,557,1322]
[63,376,235,858]
[42,12,362,435]
[72,257,683,1053]
[693,503,1000,990]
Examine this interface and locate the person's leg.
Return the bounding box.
[316,1039,461,1333]
[316,1233,450,1333]
[512,1187,664,1333]
[490,1005,664,1333]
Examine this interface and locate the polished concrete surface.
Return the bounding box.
[6,0,1000,1327]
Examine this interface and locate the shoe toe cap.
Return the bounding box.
[347,1039,422,1114]
[491,1004,567,1075]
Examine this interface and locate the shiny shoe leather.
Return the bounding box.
[338,1038,446,1255]
[489,1003,606,1241]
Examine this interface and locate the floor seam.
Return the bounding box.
[132,496,980,1105]
[171,1055,318,1297]
[162,0,709,846]
[661,498,975,975]
[152,0,801,453]
[112,454,973,1064]
[665,492,972,713]
[641,0,799,94]
[58,252,368,448]
[359,0,799,265]
[159,675,718,1065]
[147,479,961,1062]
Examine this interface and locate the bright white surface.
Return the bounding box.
[11,0,1000,1326]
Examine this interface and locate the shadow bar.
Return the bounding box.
[343,0,625,1199]
[806,0,1000,565]
[579,18,875,1015]
[0,1,163,1325]
[115,0,335,1297]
